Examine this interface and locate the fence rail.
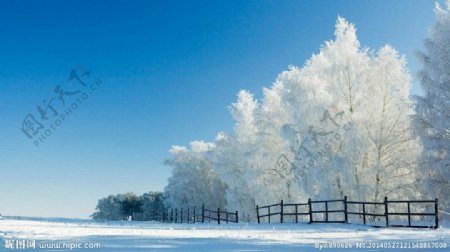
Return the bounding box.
[256,196,439,229]
[203,206,239,224]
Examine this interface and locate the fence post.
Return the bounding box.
[175,208,178,223]
[280,200,284,223]
[202,205,205,223]
[236,211,239,223]
[268,206,271,223]
[308,198,313,223]
[384,197,389,227]
[435,198,439,229]
[295,204,298,223]
[217,208,221,225]
[256,205,260,224]
[181,208,183,223]
[188,208,190,223]
[171,209,173,222]
[344,196,348,224]
[407,202,411,227]
[325,201,328,222]
[226,211,229,224]
[193,207,196,223]
[362,203,366,225]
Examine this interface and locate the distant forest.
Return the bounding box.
[92,192,165,221]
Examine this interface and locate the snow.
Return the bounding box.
[1,217,449,251]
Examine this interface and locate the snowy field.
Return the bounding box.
[0,217,449,251]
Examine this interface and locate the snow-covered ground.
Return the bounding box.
[0,217,449,251]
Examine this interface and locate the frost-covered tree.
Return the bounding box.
[261,18,421,203]
[363,46,422,202]
[278,17,371,200]
[415,0,450,217]
[164,142,228,210]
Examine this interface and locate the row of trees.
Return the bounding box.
[92,192,165,221]
[164,1,450,222]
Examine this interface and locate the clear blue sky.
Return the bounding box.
[0,0,437,218]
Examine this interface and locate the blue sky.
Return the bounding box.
[0,0,437,218]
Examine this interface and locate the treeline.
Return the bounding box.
[164,2,450,222]
[91,192,165,221]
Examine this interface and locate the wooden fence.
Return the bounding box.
[256,196,439,229]
[151,205,238,224]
